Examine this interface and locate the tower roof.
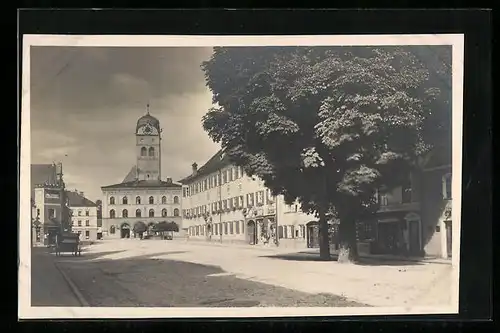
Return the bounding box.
[136,104,160,132]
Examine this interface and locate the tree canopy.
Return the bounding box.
[201,46,451,261]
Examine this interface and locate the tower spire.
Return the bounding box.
[146,101,150,115]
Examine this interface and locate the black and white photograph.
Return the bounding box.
[19,34,464,318]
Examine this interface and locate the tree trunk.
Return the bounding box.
[337,215,359,264]
[318,203,331,261]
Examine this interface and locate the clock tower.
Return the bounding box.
[135,105,162,181]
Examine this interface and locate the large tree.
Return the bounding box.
[201,46,451,262]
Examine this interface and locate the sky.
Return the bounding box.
[30,46,221,202]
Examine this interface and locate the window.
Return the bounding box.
[78,220,82,227]
[85,230,90,238]
[173,196,179,204]
[149,209,155,217]
[110,209,116,218]
[85,220,90,226]
[229,221,234,234]
[162,208,167,217]
[36,208,40,216]
[174,208,179,217]
[224,222,228,235]
[228,169,234,182]
[149,196,154,204]
[402,174,412,203]
[215,224,219,235]
[78,210,82,216]
[110,225,115,234]
[122,196,128,205]
[122,209,128,218]
[136,196,141,204]
[290,225,295,238]
[141,147,147,156]
[135,209,141,217]
[109,197,115,205]
[443,173,452,200]
[235,221,240,234]
[85,210,89,216]
[162,196,167,204]
[222,171,227,184]
[300,225,306,239]
[148,147,155,157]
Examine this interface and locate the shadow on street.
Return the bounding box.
[258,251,427,266]
[54,251,369,308]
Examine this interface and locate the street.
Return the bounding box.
[31,239,453,308]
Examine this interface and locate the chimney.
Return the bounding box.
[79,191,84,197]
[192,162,198,175]
[166,177,172,183]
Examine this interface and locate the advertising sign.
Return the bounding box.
[44,189,61,204]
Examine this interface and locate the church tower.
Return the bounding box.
[135,105,162,181]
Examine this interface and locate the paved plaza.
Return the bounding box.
[32,239,454,308]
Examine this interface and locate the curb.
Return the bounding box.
[53,260,90,307]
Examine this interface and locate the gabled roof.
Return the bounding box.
[178,149,232,184]
[101,179,182,190]
[122,166,138,183]
[31,164,59,197]
[66,191,97,207]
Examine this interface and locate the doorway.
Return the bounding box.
[306,221,320,248]
[445,220,452,259]
[120,223,131,238]
[408,220,420,255]
[247,220,257,245]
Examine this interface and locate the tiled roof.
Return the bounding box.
[66,191,97,207]
[178,149,231,184]
[122,166,138,183]
[101,179,182,190]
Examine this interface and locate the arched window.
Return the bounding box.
[109,197,115,205]
[110,225,116,234]
[148,147,155,157]
[149,196,154,204]
[162,208,167,217]
[109,209,116,219]
[173,196,179,204]
[173,208,180,217]
[122,196,128,205]
[162,196,167,204]
[141,147,147,156]
[135,209,141,217]
[149,209,155,217]
[136,196,141,204]
[122,209,128,218]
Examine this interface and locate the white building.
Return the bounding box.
[101,109,184,239]
[179,150,319,249]
[66,191,98,241]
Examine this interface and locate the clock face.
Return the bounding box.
[138,124,158,135]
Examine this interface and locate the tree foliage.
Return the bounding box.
[201,46,451,261]
[133,221,147,234]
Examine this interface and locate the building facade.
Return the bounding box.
[101,109,184,239]
[31,163,66,245]
[179,150,318,249]
[67,191,99,241]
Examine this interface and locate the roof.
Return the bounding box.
[178,149,232,184]
[122,166,138,183]
[31,164,59,197]
[66,191,97,207]
[101,179,182,190]
[136,112,160,132]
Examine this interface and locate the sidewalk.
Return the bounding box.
[30,247,83,307]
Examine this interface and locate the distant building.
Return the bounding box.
[100,108,183,239]
[66,191,98,241]
[179,150,317,249]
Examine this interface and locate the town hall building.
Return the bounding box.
[100,108,183,239]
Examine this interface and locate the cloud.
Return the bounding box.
[29,46,219,201]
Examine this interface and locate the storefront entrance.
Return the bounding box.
[445,220,452,259]
[247,220,257,245]
[376,220,401,254]
[306,221,320,248]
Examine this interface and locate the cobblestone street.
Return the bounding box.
[32,239,454,308]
